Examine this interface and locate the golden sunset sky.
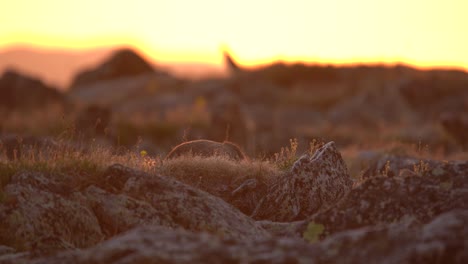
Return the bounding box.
[1,0,467,69]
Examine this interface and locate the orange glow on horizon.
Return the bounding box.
[1,0,467,71]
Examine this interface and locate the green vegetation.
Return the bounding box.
[273,138,299,170]
[303,222,325,243]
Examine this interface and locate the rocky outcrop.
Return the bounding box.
[17,225,319,264]
[297,156,468,238]
[399,76,468,119]
[0,147,467,263]
[0,164,268,256]
[2,210,466,264]
[111,164,265,239]
[328,81,415,127]
[252,141,353,221]
[70,49,155,88]
[361,154,468,187]
[0,70,66,111]
[0,171,104,253]
[313,209,468,264]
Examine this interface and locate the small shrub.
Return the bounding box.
[303,222,325,243]
[274,138,299,170]
[309,138,325,155]
[413,159,430,176]
[382,160,391,177]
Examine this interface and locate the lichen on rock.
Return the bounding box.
[252,141,353,221]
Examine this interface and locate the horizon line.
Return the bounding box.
[1,42,467,72]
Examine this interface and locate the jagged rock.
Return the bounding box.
[112,164,267,240]
[82,186,172,237]
[28,225,320,264]
[70,49,155,88]
[165,139,247,161]
[0,70,66,111]
[252,141,353,221]
[0,164,270,256]
[6,210,467,264]
[0,171,104,252]
[298,172,468,238]
[223,50,242,74]
[362,154,468,189]
[314,210,468,263]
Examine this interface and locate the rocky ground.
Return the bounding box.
[0,140,466,263]
[0,48,467,263]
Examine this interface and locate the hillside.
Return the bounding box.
[0,48,467,263]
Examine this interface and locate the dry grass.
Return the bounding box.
[1,130,466,205]
[159,155,281,198]
[0,143,158,198]
[0,140,283,204]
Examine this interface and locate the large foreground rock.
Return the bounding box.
[252,142,353,221]
[102,164,267,240]
[0,172,104,252]
[2,210,466,264]
[297,156,468,238]
[0,164,268,254]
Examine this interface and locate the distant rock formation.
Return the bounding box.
[0,70,66,111]
[166,139,247,161]
[223,51,339,86]
[223,51,242,74]
[70,49,156,89]
[440,112,468,148]
[399,76,468,118]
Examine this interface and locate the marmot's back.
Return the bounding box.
[165,139,246,161]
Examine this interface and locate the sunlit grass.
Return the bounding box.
[159,154,281,198]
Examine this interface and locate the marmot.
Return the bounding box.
[165,139,246,161]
